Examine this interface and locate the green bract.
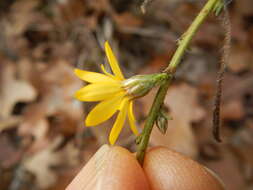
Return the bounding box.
[122,73,170,98]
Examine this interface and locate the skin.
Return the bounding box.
[66,145,225,190]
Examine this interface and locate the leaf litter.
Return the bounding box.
[0,0,253,189]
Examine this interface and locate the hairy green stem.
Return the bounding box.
[136,79,171,164]
[136,0,219,165]
[164,0,218,73]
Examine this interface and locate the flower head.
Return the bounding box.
[74,42,169,144]
[74,41,139,145]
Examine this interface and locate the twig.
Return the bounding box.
[212,5,231,142]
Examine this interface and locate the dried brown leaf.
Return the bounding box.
[0,63,37,118]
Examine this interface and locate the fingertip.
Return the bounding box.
[67,145,149,190]
[144,147,225,190]
[66,144,110,190]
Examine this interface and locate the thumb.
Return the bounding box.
[66,144,149,190]
[143,147,225,190]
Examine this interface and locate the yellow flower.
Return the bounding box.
[74,41,138,145]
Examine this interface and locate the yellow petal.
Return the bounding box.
[128,101,139,135]
[100,64,118,80]
[74,68,116,83]
[75,82,122,102]
[85,92,125,126]
[105,41,124,80]
[109,98,129,145]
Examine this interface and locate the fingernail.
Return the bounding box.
[204,167,226,190]
[93,144,111,171]
[66,144,112,190]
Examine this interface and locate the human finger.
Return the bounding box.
[66,144,150,190]
[143,147,225,190]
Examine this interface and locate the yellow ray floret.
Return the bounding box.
[75,82,122,102]
[74,41,138,145]
[104,41,125,80]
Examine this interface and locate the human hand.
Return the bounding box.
[67,145,225,190]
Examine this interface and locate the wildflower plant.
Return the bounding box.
[74,0,231,165]
[74,42,169,145]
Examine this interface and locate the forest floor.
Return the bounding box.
[0,0,253,189]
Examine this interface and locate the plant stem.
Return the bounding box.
[136,79,171,164]
[136,0,219,165]
[164,0,218,73]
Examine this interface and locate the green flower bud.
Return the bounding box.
[122,73,170,98]
[155,107,172,134]
[156,116,168,134]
